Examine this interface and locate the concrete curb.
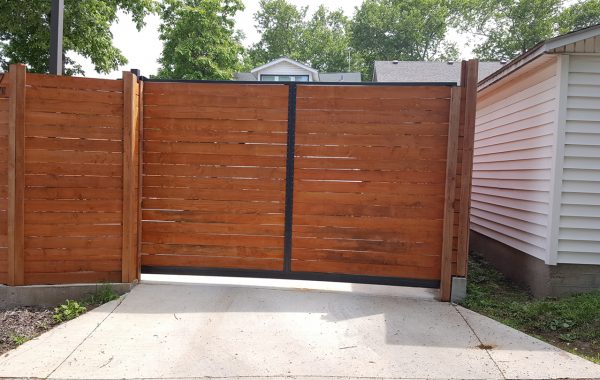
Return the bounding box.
[0,283,135,308]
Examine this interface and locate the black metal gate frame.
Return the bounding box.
[140,79,456,289]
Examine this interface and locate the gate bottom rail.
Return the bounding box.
[141,265,440,289]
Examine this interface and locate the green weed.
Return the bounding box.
[53,300,87,323]
[10,334,28,345]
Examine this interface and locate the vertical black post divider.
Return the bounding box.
[283,84,297,272]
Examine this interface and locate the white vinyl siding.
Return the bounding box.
[254,61,315,81]
[472,57,559,263]
[557,55,600,265]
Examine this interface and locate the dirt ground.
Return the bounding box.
[0,307,56,355]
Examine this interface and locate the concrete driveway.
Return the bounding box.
[1,276,600,380]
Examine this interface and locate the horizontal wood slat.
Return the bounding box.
[27,73,123,92]
[297,85,451,99]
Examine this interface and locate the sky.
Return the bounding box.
[77,0,469,79]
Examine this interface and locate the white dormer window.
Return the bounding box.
[260,74,310,82]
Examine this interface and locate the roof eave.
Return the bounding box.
[478,43,546,91]
[250,57,319,76]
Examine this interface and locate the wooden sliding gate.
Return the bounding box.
[140,61,478,300]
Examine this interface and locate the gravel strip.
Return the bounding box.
[0,307,56,355]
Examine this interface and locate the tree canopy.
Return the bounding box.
[461,0,600,60]
[247,0,362,74]
[557,0,600,33]
[351,0,462,78]
[247,0,600,76]
[2,0,600,78]
[248,0,307,65]
[155,0,245,80]
[0,0,157,74]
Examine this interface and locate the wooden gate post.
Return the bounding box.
[122,71,141,283]
[456,60,479,277]
[440,59,479,301]
[136,79,144,281]
[7,64,26,286]
[440,87,462,301]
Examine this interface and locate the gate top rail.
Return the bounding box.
[140,78,457,87]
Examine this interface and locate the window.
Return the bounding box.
[260,75,310,82]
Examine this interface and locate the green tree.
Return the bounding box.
[156,0,244,80]
[351,0,460,77]
[469,0,561,60]
[558,0,600,33]
[300,6,363,73]
[462,0,600,61]
[247,1,362,74]
[0,0,157,75]
[247,0,307,65]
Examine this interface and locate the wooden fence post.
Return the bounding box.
[136,79,144,281]
[122,71,140,283]
[7,64,26,286]
[456,60,479,277]
[440,86,462,301]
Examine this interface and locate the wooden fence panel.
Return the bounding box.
[0,62,477,300]
[0,74,8,284]
[140,82,289,271]
[292,85,452,281]
[22,73,126,284]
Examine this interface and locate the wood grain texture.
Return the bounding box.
[3,74,476,292]
[22,73,125,285]
[122,71,140,283]
[456,60,479,277]
[8,64,26,285]
[440,87,462,301]
[291,84,451,281]
[137,80,144,280]
[0,77,8,283]
[141,82,288,270]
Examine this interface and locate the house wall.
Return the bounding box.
[255,61,315,81]
[556,54,600,265]
[472,55,559,264]
[550,35,600,54]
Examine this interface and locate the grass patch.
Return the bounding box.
[86,283,120,306]
[463,253,600,364]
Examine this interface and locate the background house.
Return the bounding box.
[372,61,504,83]
[235,57,362,82]
[471,24,600,297]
